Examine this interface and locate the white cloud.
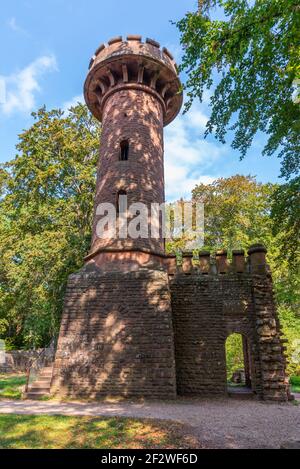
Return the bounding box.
[7,17,29,35]
[164,103,224,201]
[0,55,57,115]
[165,160,215,200]
[159,45,219,200]
[62,94,84,114]
[185,107,209,131]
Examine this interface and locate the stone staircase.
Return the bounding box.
[24,365,53,399]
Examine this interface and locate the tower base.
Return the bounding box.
[51,264,176,399]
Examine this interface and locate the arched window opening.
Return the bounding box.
[120,140,129,161]
[225,333,253,395]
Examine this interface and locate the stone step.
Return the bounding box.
[24,363,54,399]
[39,369,53,375]
[37,374,52,379]
[25,391,50,399]
[28,381,51,389]
[28,387,50,393]
[34,375,51,382]
[228,391,254,399]
[227,387,255,399]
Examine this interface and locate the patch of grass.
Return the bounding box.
[290,375,300,393]
[0,414,199,449]
[0,374,26,399]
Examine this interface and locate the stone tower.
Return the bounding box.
[84,35,182,269]
[51,36,182,398]
[50,35,290,402]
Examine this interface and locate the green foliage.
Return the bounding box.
[279,306,300,376]
[0,319,8,336]
[225,333,244,380]
[177,1,300,269]
[191,174,274,252]
[0,104,100,348]
[177,0,300,177]
[225,310,300,380]
[290,375,300,392]
[271,176,300,269]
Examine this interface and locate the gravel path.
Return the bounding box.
[0,397,299,449]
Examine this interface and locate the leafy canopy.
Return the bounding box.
[0,104,100,348]
[271,176,300,267]
[191,174,274,251]
[177,0,300,179]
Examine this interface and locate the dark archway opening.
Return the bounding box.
[225,333,253,396]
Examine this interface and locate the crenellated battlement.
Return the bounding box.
[84,35,182,126]
[89,35,178,73]
[166,244,269,276]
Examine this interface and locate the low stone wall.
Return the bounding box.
[0,349,50,373]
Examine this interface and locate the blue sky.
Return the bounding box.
[0,0,282,201]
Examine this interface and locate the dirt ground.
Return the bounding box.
[0,396,299,448]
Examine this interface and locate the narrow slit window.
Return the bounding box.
[120,140,129,161]
[116,190,127,215]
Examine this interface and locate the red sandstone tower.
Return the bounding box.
[49,36,289,402]
[84,35,182,270]
[51,36,182,398]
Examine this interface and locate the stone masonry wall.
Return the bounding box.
[51,265,176,399]
[90,88,165,256]
[170,273,260,396]
[169,254,289,401]
[251,274,289,401]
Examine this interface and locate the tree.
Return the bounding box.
[176,0,300,268]
[177,0,299,176]
[271,176,300,268]
[191,174,275,252]
[0,104,100,348]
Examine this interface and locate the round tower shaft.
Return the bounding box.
[84,35,182,269]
